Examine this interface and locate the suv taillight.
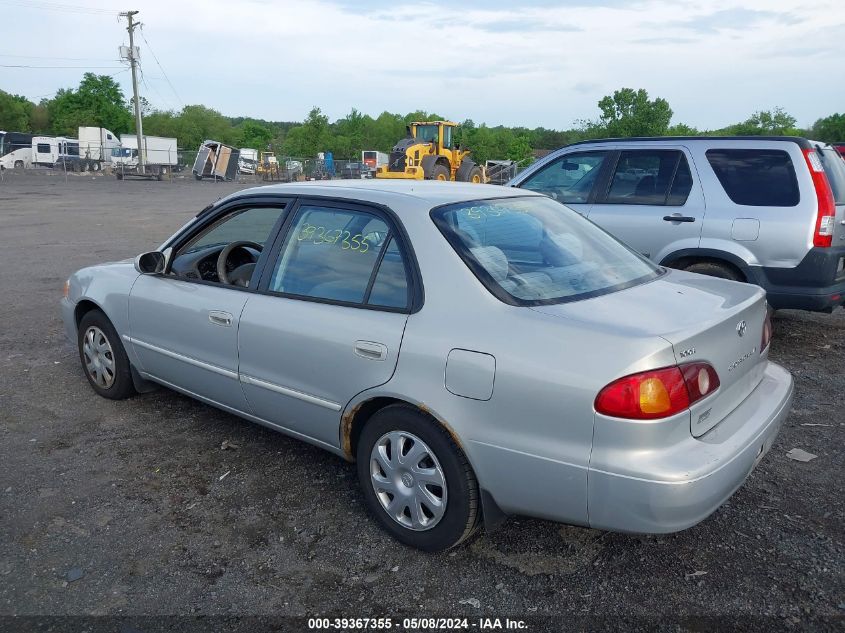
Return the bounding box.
[595,362,720,420]
[802,148,836,248]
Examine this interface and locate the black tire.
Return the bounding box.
[14,160,24,169]
[466,166,483,184]
[115,173,124,180]
[683,261,743,282]
[194,173,203,181]
[77,310,136,400]
[356,404,480,552]
[428,164,450,181]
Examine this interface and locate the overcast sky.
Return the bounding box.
[2,0,844,130]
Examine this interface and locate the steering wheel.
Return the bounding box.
[216,240,263,287]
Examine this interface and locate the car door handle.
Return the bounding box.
[663,214,696,223]
[354,340,387,361]
[208,310,233,327]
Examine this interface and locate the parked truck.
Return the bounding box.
[77,127,120,171]
[112,134,178,180]
[238,148,258,174]
[362,150,388,177]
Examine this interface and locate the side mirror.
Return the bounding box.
[560,161,579,171]
[134,249,169,275]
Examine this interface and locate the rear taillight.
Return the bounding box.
[761,309,773,352]
[595,362,720,420]
[802,148,836,248]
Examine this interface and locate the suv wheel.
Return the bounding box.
[683,261,743,282]
[357,404,480,551]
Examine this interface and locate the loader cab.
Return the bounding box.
[411,121,455,151]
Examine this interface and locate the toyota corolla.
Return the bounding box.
[60,181,793,551]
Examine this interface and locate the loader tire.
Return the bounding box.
[429,164,450,181]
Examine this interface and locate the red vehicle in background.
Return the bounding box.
[833,143,845,159]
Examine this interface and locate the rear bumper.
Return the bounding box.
[587,362,793,533]
[753,246,845,311]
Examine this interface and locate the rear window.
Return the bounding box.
[431,196,660,306]
[706,149,799,207]
[817,146,845,205]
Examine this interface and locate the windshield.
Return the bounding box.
[415,125,438,143]
[431,196,661,306]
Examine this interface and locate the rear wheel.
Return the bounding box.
[683,261,743,281]
[357,404,480,551]
[429,164,450,181]
[77,310,136,400]
[14,160,24,169]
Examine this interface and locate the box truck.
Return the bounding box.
[112,134,178,180]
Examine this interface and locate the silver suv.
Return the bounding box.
[509,137,845,312]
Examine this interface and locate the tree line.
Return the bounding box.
[2,74,844,165]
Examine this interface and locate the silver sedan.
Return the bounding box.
[60,181,794,551]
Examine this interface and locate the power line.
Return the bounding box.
[0,53,119,62]
[138,24,183,106]
[0,0,116,15]
[0,63,125,69]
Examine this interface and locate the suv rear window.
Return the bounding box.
[816,146,845,205]
[706,149,799,207]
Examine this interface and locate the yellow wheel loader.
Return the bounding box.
[376,121,485,183]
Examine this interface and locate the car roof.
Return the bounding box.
[210,180,540,216]
[564,135,814,149]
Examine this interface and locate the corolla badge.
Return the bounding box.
[736,320,747,337]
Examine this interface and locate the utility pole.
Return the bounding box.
[121,10,145,173]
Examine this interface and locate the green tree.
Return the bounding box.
[714,107,799,136]
[0,90,33,131]
[588,88,673,137]
[48,73,133,135]
[282,107,330,157]
[810,113,845,143]
[236,119,274,150]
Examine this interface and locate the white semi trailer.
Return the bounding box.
[112,134,178,180]
[77,127,120,170]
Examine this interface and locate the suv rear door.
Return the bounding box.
[586,145,704,261]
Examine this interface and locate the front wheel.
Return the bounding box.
[429,164,450,181]
[77,310,136,400]
[357,404,480,551]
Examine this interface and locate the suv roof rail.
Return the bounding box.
[564,136,813,149]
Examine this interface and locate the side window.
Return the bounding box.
[368,237,410,308]
[37,143,50,153]
[706,149,799,206]
[182,207,285,252]
[269,205,410,309]
[605,150,692,206]
[520,152,607,204]
[170,206,287,284]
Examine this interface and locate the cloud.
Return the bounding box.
[1,0,843,132]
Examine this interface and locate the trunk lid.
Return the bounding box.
[532,269,769,436]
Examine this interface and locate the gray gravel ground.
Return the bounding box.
[0,170,842,630]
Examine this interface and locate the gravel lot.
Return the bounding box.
[0,170,842,630]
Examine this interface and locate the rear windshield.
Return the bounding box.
[817,146,845,205]
[430,196,661,306]
[706,149,799,206]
